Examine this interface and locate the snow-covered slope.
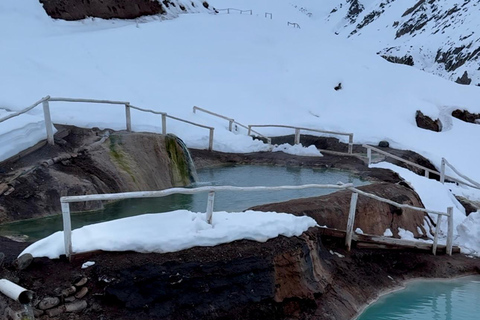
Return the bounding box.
[321,0,480,85]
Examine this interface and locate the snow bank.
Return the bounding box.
[21,210,317,259]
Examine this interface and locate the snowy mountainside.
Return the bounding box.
[321,0,480,85]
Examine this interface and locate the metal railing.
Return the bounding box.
[59,183,453,259]
[192,106,272,144]
[216,8,252,15]
[364,144,480,189]
[0,96,216,153]
[248,124,354,154]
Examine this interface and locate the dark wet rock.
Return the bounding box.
[61,286,77,297]
[38,296,61,310]
[46,306,65,317]
[75,287,89,299]
[451,109,480,124]
[73,277,88,287]
[416,110,442,132]
[378,140,389,148]
[13,253,33,271]
[455,71,472,85]
[65,300,88,313]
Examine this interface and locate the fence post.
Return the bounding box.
[227,8,230,14]
[446,207,453,255]
[42,100,55,145]
[162,114,167,135]
[348,134,353,154]
[208,128,214,151]
[345,192,358,251]
[424,170,429,178]
[294,128,301,145]
[440,158,446,184]
[247,125,252,136]
[193,106,197,114]
[432,214,442,255]
[367,147,372,166]
[61,202,73,260]
[228,119,234,132]
[206,191,215,224]
[125,104,132,132]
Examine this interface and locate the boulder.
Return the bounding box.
[415,110,442,132]
[249,182,430,238]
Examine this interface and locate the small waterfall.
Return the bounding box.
[165,134,198,186]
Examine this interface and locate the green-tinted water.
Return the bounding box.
[357,276,480,320]
[0,165,367,241]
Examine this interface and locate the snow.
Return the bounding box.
[20,210,317,259]
[1,0,479,258]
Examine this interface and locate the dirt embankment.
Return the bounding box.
[1,229,479,320]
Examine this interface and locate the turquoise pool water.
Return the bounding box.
[357,275,480,320]
[0,165,367,241]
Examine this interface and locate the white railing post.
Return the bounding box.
[424,170,429,178]
[432,214,442,255]
[206,191,215,224]
[367,147,372,166]
[193,106,197,114]
[446,207,453,256]
[42,99,55,145]
[228,119,234,132]
[162,114,167,135]
[348,134,353,154]
[125,103,132,132]
[208,128,214,151]
[440,158,446,184]
[294,128,301,145]
[247,125,252,136]
[345,192,358,251]
[61,201,73,260]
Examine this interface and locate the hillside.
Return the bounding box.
[320,0,480,85]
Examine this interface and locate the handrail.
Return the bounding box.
[248,124,354,154]
[0,96,50,123]
[440,158,480,189]
[365,144,480,189]
[192,106,271,144]
[59,181,453,259]
[216,8,252,15]
[287,22,301,29]
[0,97,217,156]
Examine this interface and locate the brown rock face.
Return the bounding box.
[415,110,442,132]
[0,126,195,222]
[39,0,166,20]
[250,182,431,238]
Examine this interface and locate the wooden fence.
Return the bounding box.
[364,144,480,189]
[0,96,215,152]
[59,183,453,260]
[248,124,354,154]
[216,8,252,15]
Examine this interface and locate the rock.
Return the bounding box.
[378,140,389,148]
[13,253,33,270]
[33,308,44,317]
[38,296,61,310]
[46,306,65,317]
[75,287,89,299]
[73,277,88,287]
[455,71,472,85]
[415,110,442,132]
[61,286,77,297]
[64,296,76,303]
[451,109,480,124]
[249,182,429,238]
[65,300,87,313]
[0,252,4,267]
